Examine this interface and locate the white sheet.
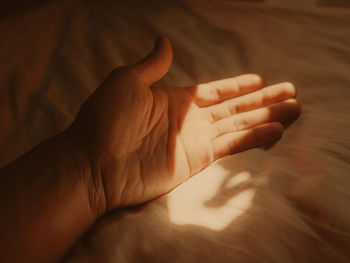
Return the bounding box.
[0,0,349,262]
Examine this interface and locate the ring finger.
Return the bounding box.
[214,98,300,138]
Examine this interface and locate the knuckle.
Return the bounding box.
[233,116,247,131]
[225,135,236,153]
[258,89,268,106]
[227,101,238,115]
[209,84,220,101]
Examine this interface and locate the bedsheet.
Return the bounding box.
[0,0,349,262]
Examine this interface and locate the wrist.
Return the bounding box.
[58,129,107,218]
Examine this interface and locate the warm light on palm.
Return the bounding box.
[70,37,300,211]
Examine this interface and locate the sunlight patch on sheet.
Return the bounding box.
[167,163,257,231]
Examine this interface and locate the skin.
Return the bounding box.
[0,37,300,263]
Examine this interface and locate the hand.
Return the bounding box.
[68,37,300,212]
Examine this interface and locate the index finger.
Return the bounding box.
[187,74,264,107]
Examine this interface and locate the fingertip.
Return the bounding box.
[292,99,301,116]
[244,74,265,87]
[133,36,173,85]
[271,122,285,136]
[159,36,172,49]
[261,122,284,150]
[252,122,284,147]
[259,75,266,87]
[283,82,297,98]
[295,99,302,115]
[284,98,302,117]
[154,36,173,59]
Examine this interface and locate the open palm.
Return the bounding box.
[70,37,300,211]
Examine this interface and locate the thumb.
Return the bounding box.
[132,36,173,85]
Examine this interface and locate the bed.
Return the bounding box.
[0,0,349,262]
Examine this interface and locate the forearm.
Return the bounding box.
[0,131,103,263]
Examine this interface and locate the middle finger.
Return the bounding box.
[207,82,296,122]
